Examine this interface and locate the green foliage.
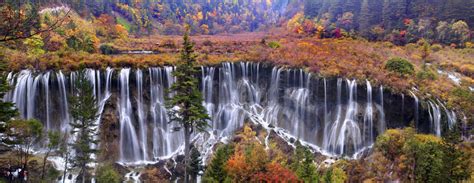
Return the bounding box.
[96,164,121,183]
[416,68,437,80]
[203,144,234,183]
[373,128,472,182]
[100,44,120,55]
[291,142,319,182]
[68,70,99,182]
[116,16,131,32]
[189,147,204,181]
[0,57,17,127]
[23,35,45,57]
[385,57,415,76]
[166,27,210,182]
[268,41,281,49]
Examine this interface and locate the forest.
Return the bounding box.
[0,0,473,182]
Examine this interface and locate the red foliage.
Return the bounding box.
[251,163,299,182]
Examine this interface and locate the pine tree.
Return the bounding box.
[166,26,211,183]
[291,142,319,182]
[189,147,204,182]
[69,70,99,183]
[202,144,234,182]
[0,57,17,128]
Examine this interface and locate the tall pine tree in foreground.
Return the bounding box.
[167,26,210,183]
[69,70,99,183]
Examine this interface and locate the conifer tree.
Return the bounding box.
[0,57,17,128]
[167,26,210,182]
[291,142,319,182]
[203,144,234,182]
[69,70,99,183]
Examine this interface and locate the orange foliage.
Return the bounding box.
[251,163,299,182]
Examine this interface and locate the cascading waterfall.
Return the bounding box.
[5,62,459,163]
[428,101,442,137]
[118,68,142,162]
[135,69,148,161]
[364,80,374,144]
[57,71,70,133]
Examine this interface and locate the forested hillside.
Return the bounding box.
[4,0,473,41]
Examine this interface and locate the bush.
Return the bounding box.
[431,44,443,52]
[96,165,121,183]
[416,69,437,80]
[161,39,177,49]
[268,41,281,49]
[203,40,213,46]
[100,44,120,55]
[385,57,415,76]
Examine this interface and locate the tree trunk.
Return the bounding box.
[184,125,190,183]
[62,152,68,183]
[41,149,51,179]
[82,165,86,183]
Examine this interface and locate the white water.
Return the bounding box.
[4,62,458,165]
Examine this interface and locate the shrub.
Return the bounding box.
[161,39,177,49]
[96,164,121,183]
[385,57,415,76]
[416,69,437,80]
[268,41,281,49]
[431,44,443,52]
[100,44,120,55]
[203,40,213,46]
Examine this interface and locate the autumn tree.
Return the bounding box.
[5,119,43,169]
[166,26,210,182]
[0,1,70,42]
[69,70,99,183]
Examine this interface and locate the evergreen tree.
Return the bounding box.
[291,142,319,182]
[202,144,234,182]
[69,70,99,183]
[189,147,204,182]
[166,26,211,182]
[0,57,17,129]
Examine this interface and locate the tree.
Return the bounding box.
[5,119,43,169]
[0,56,17,129]
[202,144,234,182]
[189,147,204,182]
[69,70,99,183]
[41,131,61,180]
[0,1,70,42]
[166,26,210,182]
[96,164,121,183]
[291,142,319,182]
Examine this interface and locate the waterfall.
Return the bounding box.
[364,80,373,144]
[118,68,141,162]
[5,62,457,162]
[57,71,70,133]
[410,91,419,125]
[135,69,148,161]
[43,72,51,130]
[428,101,442,137]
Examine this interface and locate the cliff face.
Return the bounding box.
[5,62,457,164]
